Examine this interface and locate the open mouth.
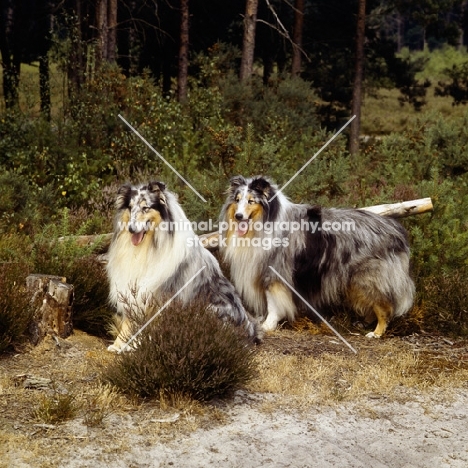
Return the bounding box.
[131,230,146,246]
[236,220,249,237]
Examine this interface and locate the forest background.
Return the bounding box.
[1,0,468,350]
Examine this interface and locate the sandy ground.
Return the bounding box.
[2,331,468,468]
[4,390,468,468]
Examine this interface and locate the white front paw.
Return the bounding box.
[262,316,279,332]
[107,343,122,353]
[365,331,381,339]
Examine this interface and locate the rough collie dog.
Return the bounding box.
[106,181,259,352]
[219,175,415,338]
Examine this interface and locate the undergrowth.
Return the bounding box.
[0,262,34,352]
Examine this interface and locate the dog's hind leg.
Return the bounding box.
[365,302,393,338]
[348,284,394,338]
[263,282,296,332]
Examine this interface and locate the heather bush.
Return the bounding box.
[420,269,468,336]
[0,262,34,352]
[104,301,257,401]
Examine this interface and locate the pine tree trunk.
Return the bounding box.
[291,0,305,77]
[349,0,366,155]
[0,2,20,108]
[1,60,20,109]
[107,0,118,62]
[96,0,108,63]
[39,54,51,120]
[68,0,84,94]
[178,0,189,102]
[240,0,259,81]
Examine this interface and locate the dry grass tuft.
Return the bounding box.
[82,383,118,427]
[31,388,80,424]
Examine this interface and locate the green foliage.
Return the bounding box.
[435,60,468,105]
[392,54,430,111]
[31,209,113,336]
[0,262,34,352]
[406,45,468,81]
[104,301,257,401]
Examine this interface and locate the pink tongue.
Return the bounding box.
[236,221,249,237]
[131,231,145,246]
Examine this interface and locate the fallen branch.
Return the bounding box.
[359,197,433,218]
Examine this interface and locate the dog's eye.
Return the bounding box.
[248,199,255,205]
[141,206,150,213]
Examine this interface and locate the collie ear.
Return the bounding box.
[249,176,272,198]
[116,184,132,209]
[148,181,167,205]
[148,181,166,193]
[229,176,247,190]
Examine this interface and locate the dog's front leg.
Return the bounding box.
[107,314,133,353]
[262,282,296,331]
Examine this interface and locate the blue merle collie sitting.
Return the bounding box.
[106,181,259,352]
[219,175,415,338]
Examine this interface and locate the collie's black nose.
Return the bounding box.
[235,213,244,221]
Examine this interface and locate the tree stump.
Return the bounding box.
[26,274,74,345]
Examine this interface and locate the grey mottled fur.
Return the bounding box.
[219,176,415,337]
[106,181,259,352]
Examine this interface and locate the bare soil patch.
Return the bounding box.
[1,328,468,467]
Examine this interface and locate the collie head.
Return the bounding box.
[221,175,283,238]
[113,181,177,246]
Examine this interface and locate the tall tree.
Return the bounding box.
[291,0,305,76]
[96,0,118,63]
[0,0,22,108]
[96,0,108,62]
[240,0,259,81]
[178,0,189,102]
[65,0,85,93]
[107,0,117,62]
[349,0,366,155]
[38,1,55,120]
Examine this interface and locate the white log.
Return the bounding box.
[359,197,433,218]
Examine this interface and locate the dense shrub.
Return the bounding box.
[435,60,468,105]
[421,269,468,336]
[104,301,257,401]
[0,262,34,352]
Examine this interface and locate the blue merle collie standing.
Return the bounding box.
[106,181,259,352]
[219,175,415,338]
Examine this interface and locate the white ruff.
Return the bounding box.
[107,206,195,313]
